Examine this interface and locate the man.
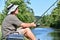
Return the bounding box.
[2,4,36,40]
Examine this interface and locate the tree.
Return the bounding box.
[40,1,60,28]
[0,13,5,25]
[50,1,60,29]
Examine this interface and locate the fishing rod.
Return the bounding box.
[35,0,58,26]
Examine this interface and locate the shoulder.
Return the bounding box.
[7,14,17,18]
[4,14,17,21]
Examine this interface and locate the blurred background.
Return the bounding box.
[0,0,60,40]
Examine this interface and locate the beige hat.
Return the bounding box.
[7,4,18,14]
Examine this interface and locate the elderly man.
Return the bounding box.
[2,4,36,40]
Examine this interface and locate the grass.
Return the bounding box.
[0,25,2,40]
[24,37,28,40]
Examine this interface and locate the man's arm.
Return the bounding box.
[20,22,36,28]
[11,16,36,28]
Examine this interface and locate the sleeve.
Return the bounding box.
[11,16,23,27]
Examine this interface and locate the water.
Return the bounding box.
[32,28,54,40]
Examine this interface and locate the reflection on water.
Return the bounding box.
[32,27,60,40]
[50,29,60,40]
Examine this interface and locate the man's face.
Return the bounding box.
[15,8,18,14]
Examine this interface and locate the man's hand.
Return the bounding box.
[31,22,36,27]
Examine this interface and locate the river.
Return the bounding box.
[32,27,60,40]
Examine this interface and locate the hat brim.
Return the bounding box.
[8,5,18,14]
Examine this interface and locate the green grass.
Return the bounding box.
[0,25,2,40]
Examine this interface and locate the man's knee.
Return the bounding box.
[21,28,31,34]
[25,28,31,31]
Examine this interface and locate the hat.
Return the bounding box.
[7,4,18,14]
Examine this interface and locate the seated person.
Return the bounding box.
[1,4,36,40]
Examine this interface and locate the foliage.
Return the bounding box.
[50,1,60,29]
[40,1,60,29]
[50,30,60,40]
[0,25,2,40]
[0,13,5,25]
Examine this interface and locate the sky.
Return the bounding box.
[0,0,57,16]
[30,0,57,16]
[0,0,5,13]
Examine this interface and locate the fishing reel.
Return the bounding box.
[36,23,40,27]
[34,20,40,27]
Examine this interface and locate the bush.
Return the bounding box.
[50,20,60,29]
[0,25,2,40]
